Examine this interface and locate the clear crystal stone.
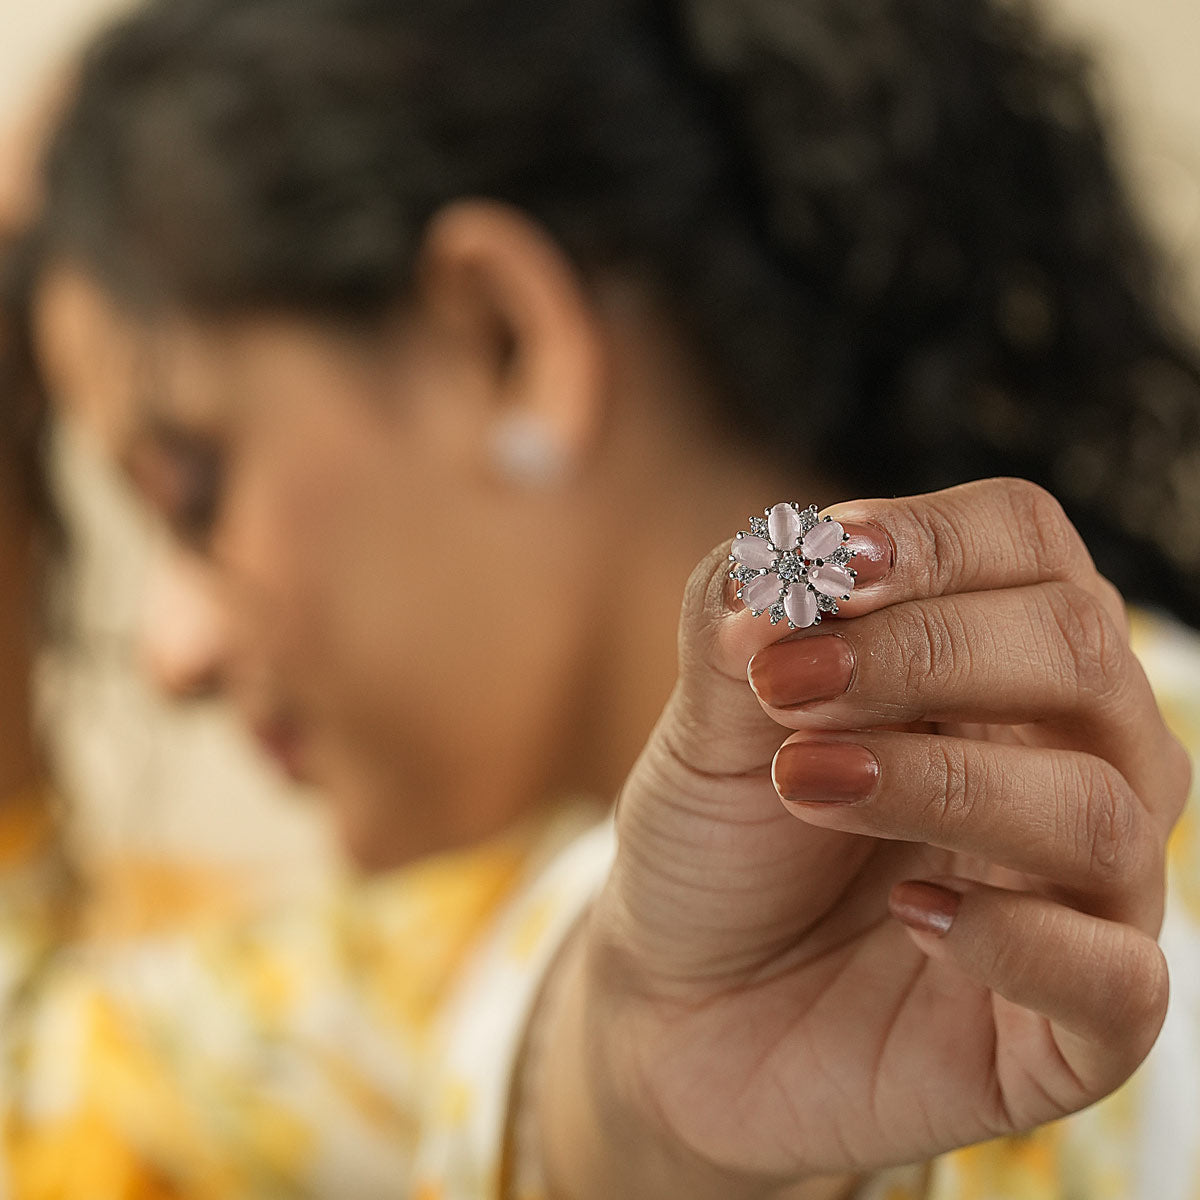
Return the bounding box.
[774,551,804,585]
[748,516,770,540]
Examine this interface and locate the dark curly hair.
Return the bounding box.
[37,0,1200,626]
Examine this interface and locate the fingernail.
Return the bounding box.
[889,881,962,937]
[772,740,879,806]
[748,634,856,708]
[840,521,894,588]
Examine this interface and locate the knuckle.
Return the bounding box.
[1163,731,1194,827]
[1095,575,1131,640]
[917,739,987,835]
[895,603,970,695]
[979,895,1050,991]
[1001,478,1080,579]
[909,502,971,597]
[1133,941,1171,1033]
[1075,756,1143,885]
[1042,582,1129,710]
[1106,935,1170,1059]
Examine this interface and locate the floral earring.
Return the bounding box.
[730,502,858,627]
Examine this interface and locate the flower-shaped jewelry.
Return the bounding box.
[729,502,858,627]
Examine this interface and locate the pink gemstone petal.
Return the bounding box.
[800,519,845,561]
[741,571,783,612]
[783,584,818,629]
[731,535,776,570]
[809,563,854,599]
[767,503,802,552]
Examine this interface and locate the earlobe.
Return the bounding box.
[417,199,608,487]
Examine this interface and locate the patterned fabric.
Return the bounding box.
[0,793,604,1198]
[0,606,1196,1199]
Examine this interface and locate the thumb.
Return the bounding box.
[603,514,887,986]
[662,541,794,780]
[662,511,889,781]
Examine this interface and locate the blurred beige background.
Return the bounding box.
[3,0,1198,888]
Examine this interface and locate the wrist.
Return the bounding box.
[533,900,861,1200]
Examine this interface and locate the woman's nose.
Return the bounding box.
[139,547,229,700]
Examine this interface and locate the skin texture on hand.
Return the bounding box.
[535,478,1186,1199]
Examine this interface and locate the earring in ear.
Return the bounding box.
[487,411,568,486]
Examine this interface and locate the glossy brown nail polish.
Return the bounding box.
[840,521,894,588]
[773,740,879,805]
[889,881,962,937]
[749,634,856,708]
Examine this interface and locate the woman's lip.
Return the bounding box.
[253,719,309,783]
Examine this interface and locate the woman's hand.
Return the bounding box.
[538,478,1190,1200]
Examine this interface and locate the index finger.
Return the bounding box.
[827,477,1098,617]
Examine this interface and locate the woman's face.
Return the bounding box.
[37,242,617,866]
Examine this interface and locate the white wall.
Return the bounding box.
[1,0,125,112]
[1050,0,1200,322]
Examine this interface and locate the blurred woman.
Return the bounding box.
[2,237,562,1196]
[13,0,1200,1197]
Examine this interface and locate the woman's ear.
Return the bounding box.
[413,199,609,486]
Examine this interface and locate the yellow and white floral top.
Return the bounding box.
[0,607,1197,1200]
